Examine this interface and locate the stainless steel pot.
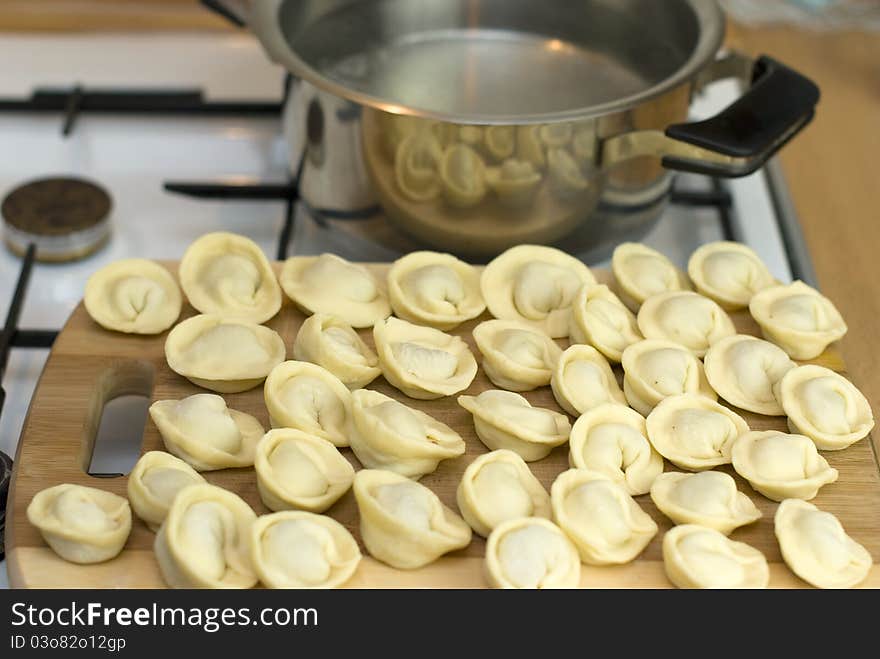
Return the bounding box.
[205,0,819,257]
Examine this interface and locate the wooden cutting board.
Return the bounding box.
[6,263,880,588]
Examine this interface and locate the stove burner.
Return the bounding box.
[2,177,112,262]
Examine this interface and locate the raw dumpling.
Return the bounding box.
[353,469,472,569]
[485,517,581,589]
[703,334,796,416]
[164,314,285,393]
[731,430,838,501]
[777,364,874,450]
[547,147,589,197]
[749,281,847,359]
[568,404,662,496]
[254,428,355,513]
[687,241,775,310]
[154,483,257,589]
[775,499,872,589]
[395,132,443,201]
[550,344,626,416]
[457,125,484,147]
[646,393,748,471]
[456,450,551,537]
[637,291,736,357]
[349,389,465,478]
[472,319,562,391]
[84,258,182,334]
[440,143,487,207]
[27,484,131,564]
[179,232,281,324]
[612,242,689,312]
[621,339,716,416]
[481,245,596,338]
[263,360,352,447]
[650,471,761,535]
[663,525,769,589]
[387,251,485,330]
[280,254,390,328]
[149,394,264,471]
[127,451,205,531]
[550,469,658,565]
[539,123,573,148]
[485,159,542,207]
[484,125,515,161]
[292,313,380,389]
[374,316,477,399]
[458,390,570,462]
[516,125,546,170]
[572,122,597,167]
[569,283,642,363]
[250,511,361,589]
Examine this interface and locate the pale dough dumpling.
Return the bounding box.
[731,430,838,501]
[280,254,390,328]
[568,284,642,363]
[749,281,847,359]
[149,394,265,471]
[154,483,257,589]
[516,125,546,170]
[27,484,131,564]
[127,451,205,531]
[484,125,515,162]
[353,469,472,569]
[547,147,589,197]
[703,334,796,416]
[263,360,352,447]
[650,471,761,535]
[292,313,380,390]
[250,511,361,589]
[568,404,662,496]
[551,469,658,565]
[395,131,443,202]
[637,291,735,357]
[612,242,689,311]
[349,389,465,478]
[775,499,872,589]
[663,524,769,589]
[373,316,477,399]
[486,159,542,207]
[687,241,775,310]
[472,319,562,391]
[481,245,596,338]
[456,450,551,537]
[440,143,487,207]
[84,259,182,334]
[254,429,355,513]
[485,517,581,589]
[387,251,485,330]
[551,344,626,416]
[458,390,570,462]
[164,314,285,393]
[777,364,874,450]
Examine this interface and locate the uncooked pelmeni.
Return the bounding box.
[458,390,570,462]
[611,242,689,311]
[179,232,281,324]
[484,125,516,162]
[516,125,547,170]
[27,484,131,564]
[568,284,642,363]
[154,484,257,589]
[650,471,761,535]
[254,429,355,513]
[484,517,581,589]
[547,147,589,197]
[775,499,872,589]
[568,404,662,496]
[164,314,285,393]
[663,525,769,589]
[353,469,472,569]
[636,291,735,357]
[292,313,380,390]
[749,280,847,359]
[263,361,352,447]
[250,511,361,589]
[539,123,573,148]
[373,316,477,399]
[777,364,874,450]
[703,334,796,416]
[149,394,264,471]
[84,259,182,334]
[480,245,596,338]
[687,241,775,310]
[127,451,205,531]
[349,389,465,478]
[550,344,626,416]
[440,143,487,207]
[485,159,542,207]
[472,319,562,391]
[456,450,551,537]
[551,469,657,565]
[280,254,390,328]
[731,430,838,501]
[394,132,443,202]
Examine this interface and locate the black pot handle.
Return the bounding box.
[200,0,249,27]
